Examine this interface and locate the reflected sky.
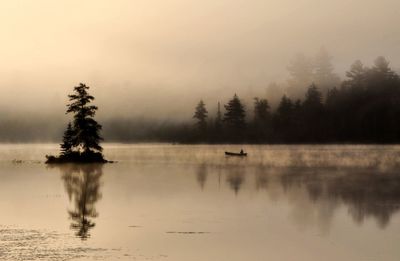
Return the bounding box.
[1,144,400,260]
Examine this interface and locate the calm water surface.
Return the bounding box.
[0,144,400,260]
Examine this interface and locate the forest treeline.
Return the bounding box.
[162,56,400,143]
[1,55,400,144]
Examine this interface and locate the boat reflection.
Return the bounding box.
[59,164,103,240]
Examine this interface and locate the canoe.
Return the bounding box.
[225,151,247,157]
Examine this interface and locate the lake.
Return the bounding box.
[0,144,399,260]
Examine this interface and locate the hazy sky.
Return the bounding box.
[0,0,399,119]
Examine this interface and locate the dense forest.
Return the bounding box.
[1,55,400,144]
[151,56,400,144]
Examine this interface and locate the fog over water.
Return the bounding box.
[1,144,400,260]
[0,0,400,122]
[2,3,400,259]
[1,1,400,143]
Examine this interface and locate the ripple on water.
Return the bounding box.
[0,226,108,261]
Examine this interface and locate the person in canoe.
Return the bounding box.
[225,149,247,156]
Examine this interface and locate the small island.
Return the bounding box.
[46,83,108,164]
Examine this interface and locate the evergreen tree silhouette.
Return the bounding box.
[67,83,103,153]
[193,100,208,131]
[286,53,314,98]
[252,97,271,142]
[60,122,75,156]
[223,94,246,141]
[344,60,366,87]
[253,98,270,123]
[313,47,341,94]
[372,56,394,76]
[215,101,222,130]
[46,83,105,163]
[303,83,323,108]
[223,94,246,129]
[274,95,295,141]
[302,84,324,141]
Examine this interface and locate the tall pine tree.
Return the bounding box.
[313,47,340,94]
[223,94,246,141]
[193,100,208,131]
[46,83,105,163]
[215,101,222,130]
[67,83,103,154]
[253,98,270,124]
[302,84,324,142]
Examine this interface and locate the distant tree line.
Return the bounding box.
[1,55,400,145]
[185,56,400,143]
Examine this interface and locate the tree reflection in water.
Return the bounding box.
[277,168,400,228]
[198,163,400,229]
[226,167,245,195]
[60,164,103,240]
[196,163,207,190]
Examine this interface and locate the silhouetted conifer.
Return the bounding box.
[60,122,75,155]
[287,53,314,98]
[215,102,223,132]
[252,97,272,142]
[304,83,323,108]
[67,83,103,153]
[274,95,295,141]
[46,83,105,163]
[344,60,366,87]
[45,56,400,145]
[302,84,324,141]
[254,98,270,122]
[223,94,246,142]
[276,95,294,118]
[193,100,208,131]
[313,47,340,93]
[224,94,246,129]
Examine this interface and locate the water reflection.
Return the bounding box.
[207,164,400,229]
[255,165,269,190]
[196,164,207,190]
[60,164,103,240]
[279,168,400,228]
[226,167,245,195]
[324,171,400,228]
